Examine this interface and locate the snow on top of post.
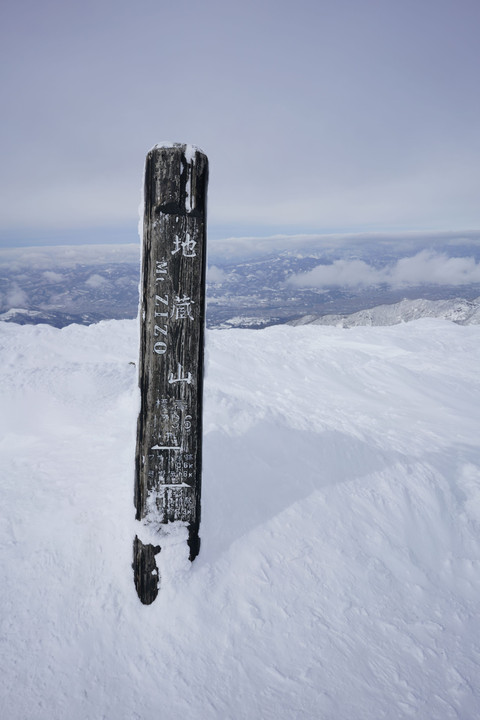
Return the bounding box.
[184,144,203,163]
[151,142,206,159]
[152,141,175,149]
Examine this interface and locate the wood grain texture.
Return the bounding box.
[134,144,208,603]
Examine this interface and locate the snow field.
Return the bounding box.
[1,318,480,719]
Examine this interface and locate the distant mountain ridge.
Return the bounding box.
[289,296,480,328]
[0,307,98,326]
[3,295,480,330]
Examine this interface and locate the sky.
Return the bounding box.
[1,0,480,248]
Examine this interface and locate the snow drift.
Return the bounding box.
[1,318,480,719]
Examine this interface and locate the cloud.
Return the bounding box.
[390,253,480,286]
[85,274,108,288]
[2,2,480,237]
[207,265,227,283]
[43,271,64,282]
[288,251,480,289]
[289,259,380,288]
[6,283,28,307]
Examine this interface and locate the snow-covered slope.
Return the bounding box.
[1,319,480,719]
[290,295,480,327]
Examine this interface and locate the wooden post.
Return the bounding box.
[134,143,208,604]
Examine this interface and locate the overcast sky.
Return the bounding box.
[1,0,479,247]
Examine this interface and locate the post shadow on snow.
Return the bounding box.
[201,422,407,561]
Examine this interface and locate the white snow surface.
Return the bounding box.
[1,318,480,719]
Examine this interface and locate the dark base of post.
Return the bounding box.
[133,536,161,605]
[187,523,201,561]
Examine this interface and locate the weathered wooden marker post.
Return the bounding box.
[134,143,208,604]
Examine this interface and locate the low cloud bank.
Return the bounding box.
[0,244,140,270]
[6,283,28,307]
[209,230,480,262]
[288,251,480,289]
[85,274,109,289]
[207,265,227,283]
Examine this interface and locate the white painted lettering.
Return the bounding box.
[172,294,194,320]
[155,260,168,283]
[168,363,192,385]
[154,341,167,355]
[172,234,197,258]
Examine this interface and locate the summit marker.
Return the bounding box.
[133,143,208,604]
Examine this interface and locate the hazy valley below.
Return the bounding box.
[2,233,480,329]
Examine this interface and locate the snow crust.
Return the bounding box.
[1,319,480,719]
